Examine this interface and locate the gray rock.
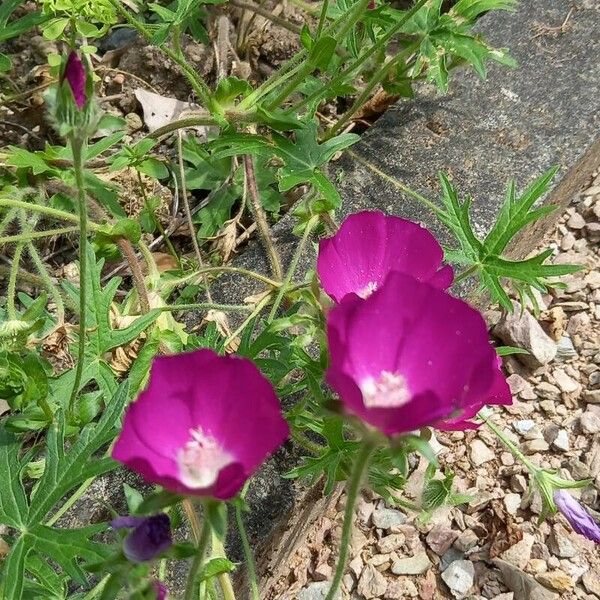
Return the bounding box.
[547,524,576,559]
[536,382,561,401]
[427,525,459,555]
[470,439,496,465]
[454,529,479,553]
[441,560,475,599]
[552,430,570,452]
[582,569,600,596]
[298,582,342,600]
[493,559,559,600]
[500,534,535,570]
[521,439,550,455]
[567,213,586,229]
[580,411,600,434]
[514,420,536,435]
[555,335,577,362]
[494,303,557,368]
[391,552,432,575]
[584,389,600,404]
[357,564,388,599]
[371,508,406,530]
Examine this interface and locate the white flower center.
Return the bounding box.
[177,427,234,489]
[357,281,378,299]
[360,371,411,408]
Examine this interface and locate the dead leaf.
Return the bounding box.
[134,89,207,133]
[204,310,239,353]
[41,325,74,373]
[244,289,271,305]
[152,252,180,273]
[487,499,524,559]
[212,220,238,263]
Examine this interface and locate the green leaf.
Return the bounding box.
[496,345,529,356]
[422,472,454,510]
[1,534,30,600]
[0,53,11,72]
[437,170,579,311]
[123,483,144,514]
[199,557,236,582]
[137,158,169,180]
[42,17,69,40]
[308,36,337,70]
[205,501,228,541]
[214,76,252,108]
[28,383,128,523]
[452,0,517,21]
[60,247,160,394]
[136,490,183,515]
[0,428,29,529]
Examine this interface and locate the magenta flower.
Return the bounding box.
[554,490,600,544]
[64,51,86,109]
[153,581,168,600]
[112,349,289,500]
[317,211,453,303]
[326,272,510,435]
[111,514,172,562]
[436,356,512,430]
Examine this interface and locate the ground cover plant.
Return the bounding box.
[0,0,598,598]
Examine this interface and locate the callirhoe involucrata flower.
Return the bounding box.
[326,272,511,435]
[63,51,86,109]
[554,490,600,544]
[317,211,453,303]
[111,513,172,562]
[112,349,289,499]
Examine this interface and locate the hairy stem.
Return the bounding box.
[177,131,214,303]
[235,499,260,600]
[7,243,24,320]
[184,517,212,600]
[316,0,331,38]
[452,264,479,284]
[243,154,283,281]
[0,198,101,229]
[68,135,88,419]
[230,0,302,35]
[0,226,80,245]
[116,237,151,314]
[161,303,252,313]
[211,530,237,600]
[27,242,66,325]
[325,440,376,600]
[267,215,318,322]
[346,150,444,218]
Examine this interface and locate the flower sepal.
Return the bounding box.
[533,469,591,520]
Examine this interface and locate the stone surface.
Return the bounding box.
[357,564,387,599]
[441,560,475,599]
[298,582,342,600]
[391,552,432,575]
[494,304,557,368]
[500,534,535,570]
[535,570,574,593]
[470,439,496,466]
[371,508,406,530]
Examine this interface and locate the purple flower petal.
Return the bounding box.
[114,513,172,563]
[153,581,168,600]
[112,349,289,499]
[326,273,508,436]
[554,490,600,544]
[317,211,452,303]
[64,52,86,109]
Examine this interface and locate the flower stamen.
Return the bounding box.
[360,371,411,408]
[177,427,234,489]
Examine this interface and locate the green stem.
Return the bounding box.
[184,520,212,600]
[325,440,376,600]
[161,303,252,313]
[267,215,319,322]
[108,0,216,112]
[346,149,444,218]
[192,265,281,288]
[484,415,537,472]
[27,242,66,325]
[235,499,260,600]
[291,430,324,456]
[224,293,272,348]
[0,226,80,245]
[68,135,88,419]
[0,207,17,237]
[326,43,420,138]
[288,0,428,114]
[0,198,100,229]
[316,0,330,38]
[7,243,24,320]
[211,530,237,600]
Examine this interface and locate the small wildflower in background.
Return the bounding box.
[152,581,168,600]
[112,349,289,499]
[111,513,172,562]
[317,211,453,303]
[326,272,511,436]
[554,490,600,544]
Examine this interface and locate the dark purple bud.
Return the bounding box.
[153,580,168,600]
[64,52,86,109]
[111,513,172,562]
[554,490,600,544]
[368,1,376,7]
